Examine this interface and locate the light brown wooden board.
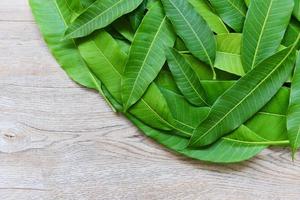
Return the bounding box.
[0,0,300,199]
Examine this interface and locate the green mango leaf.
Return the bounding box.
[122,3,175,111]
[282,19,300,49]
[166,49,210,106]
[128,114,270,163]
[65,0,143,39]
[244,0,250,7]
[188,0,229,34]
[189,45,297,148]
[29,0,120,111]
[161,0,217,78]
[159,87,210,136]
[202,80,290,143]
[77,30,176,131]
[287,53,300,156]
[81,0,96,8]
[183,55,214,80]
[293,0,300,21]
[78,31,127,102]
[215,33,245,76]
[241,0,294,72]
[129,0,148,31]
[129,83,175,131]
[30,0,98,89]
[113,18,135,42]
[208,0,247,32]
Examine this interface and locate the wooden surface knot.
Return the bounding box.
[0,121,31,153]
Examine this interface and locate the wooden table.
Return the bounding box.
[1,0,300,199]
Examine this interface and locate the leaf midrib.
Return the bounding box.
[222,137,289,145]
[140,99,192,136]
[171,52,209,106]
[124,16,167,109]
[66,0,125,37]
[168,0,214,67]
[250,0,274,69]
[226,0,246,17]
[192,46,294,146]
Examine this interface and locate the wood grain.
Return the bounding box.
[0,0,300,199]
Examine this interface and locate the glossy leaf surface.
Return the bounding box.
[65,0,143,39]
[241,0,294,72]
[122,3,175,111]
[161,0,216,77]
[287,53,300,155]
[190,46,296,147]
[166,49,209,106]
[209,0,247,32]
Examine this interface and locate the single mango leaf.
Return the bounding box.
[122,3,176,111]
[241,0,294,72]
[65,0,143,39]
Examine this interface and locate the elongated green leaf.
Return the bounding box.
[78,31,127,102]
[30,0,120,111]
[287,53,300,155]
[202,80,290,143]
[65,0,143,39]
[81,0,96,8]
[128,114,269,163]
[183,55,214,80]
[166,49,209,106]
[188,0,229,34]
[161,0,216,77]
[215,33,245,76]
[77,30,176,131]
[293,0,300,21]
[113,17,135,42]
[30,0,97,89]
[209,0,247,32]
[129,0,148,31]
[282,19,300,49]
[241,0,294,72]
[189,45,297,147]
[160,87,210,135]
[129,83,175,131]
[122,3,175,111]
[244,0,250,6]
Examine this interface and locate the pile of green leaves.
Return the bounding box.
[30,0,300,163]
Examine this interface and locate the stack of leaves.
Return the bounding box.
[30,0,300,163]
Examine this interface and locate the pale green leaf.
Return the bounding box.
[215,33,245,76]
[188,0,229,34]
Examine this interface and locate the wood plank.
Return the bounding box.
[0,0,300,199]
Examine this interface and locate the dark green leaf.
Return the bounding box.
[122,3,175,111]
[190,46,297,147]
[209,0,247,32]
[166,49,210,106]
[65,0,143,39]
[241,0,294,72]
[161,0,217,78]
